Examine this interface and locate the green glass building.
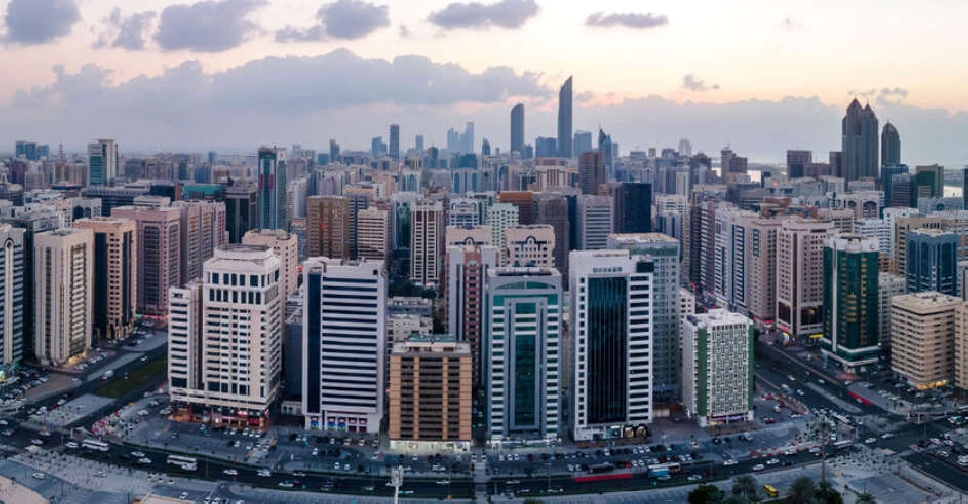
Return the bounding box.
[822,234,880,371]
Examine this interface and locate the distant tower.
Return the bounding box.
[881,122,900,166]
[510,103,525,155]
[842,99,879,186]
[88,139,119,186]
[415,134,424,153]
[389,124,401,160]
[557,76,573,158]
[257,147,287,231]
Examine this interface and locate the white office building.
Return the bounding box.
[302,258,386,433]
[569,250,654,441]
[681,309,754,427]
[576,195,613,250]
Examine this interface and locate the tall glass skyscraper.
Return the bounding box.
[906,228,959,296]
[557,76,572,159]
[510,103,525,156]
[881,122,901,166]
[842,99,879,187]
[257,147,287,231]
[822,235,880,371]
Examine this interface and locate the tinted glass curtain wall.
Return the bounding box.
[587,276,628,424]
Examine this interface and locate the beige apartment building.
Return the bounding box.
[72,217,137,341]
[242,229,299,298]
[891,292,961,389]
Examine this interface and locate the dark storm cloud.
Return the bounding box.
[585,12,668,29]
[428,0,539,30]
[94,8,157,50]
[155,0,266,52]
[682,75,719,92]
[4,0,80,45]
[276,0,390,42]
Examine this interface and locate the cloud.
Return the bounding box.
[585,12,668,29]
[781,17,802,30]
[682,74,719,92]
[878,86,908,104]
[847,88,877,100]
[4,0,80,45]
[428,0,539,30]
[276,0,390,42]
[399,24,411,38]
[155,0,266,52]
[94,8,157,50]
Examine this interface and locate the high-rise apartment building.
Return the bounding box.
[34,228,93,366]
[505,225,555,268]
[0,225,24,366]
[786,150,812,179]
[745,218,782,328]
[172,200,226,285]
[356,208,390,263]
[72,218,137,341]
[484,267,562,442]
[576,195,613,250]
[410,200,443,286]
[533,193,570,277]
[112,205,181,316]
[485,202,519,265]
[242,229,299,298]
[168,245,283,427]
[891,292,961,389]
[570,250,654,441]
[306,196,351,260]
[878,272,906,363]
[445,239,499,388]
[608,233,680,404]
[223,179,258,243]
[257,147,288,231]
[906,229,959,296]
[389,124,400,160]
[497,192,535,225]
[557,77,573,158]
[954,302,968,390]
[822,235,880,371]
[611,183,652,234]
[842,99,879,186]
[881,122,901,166]
[713,206,758,312]
[578,151,605,195]
[302,258,386,432]
[88,139,119,186]
[448,198,480,228]
[389,335,472,449]
[777,220,835,342]
[681,310,755,427]
[510,103,525,156]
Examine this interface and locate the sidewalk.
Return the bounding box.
[0,474,47,504]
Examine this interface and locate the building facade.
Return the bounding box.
[34,229,93,366]
[445,240,499,389]
[306,195,351,260]
[822,235,880,371]
[0,225,24,366]
[410,200,443,286]
[242,229,299,299]
[112,205,181,316]
[356,207,390,263]
[257,147,288,231]
[891,292,961,389]
[72,217,137,341]
[777,220,835,342]
[505,225,555,268]
[906,229,959,296]
[576,195,613,250]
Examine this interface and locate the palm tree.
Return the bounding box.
[816,480,844,504]
[689,484,725,504]
[856,492,876,504]
[732,475,759,501]
[786,476,817,504]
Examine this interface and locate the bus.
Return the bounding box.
[763,484,779,498]
[647,462,681,478]
[829,411,853,426]
[81,439,109,452]
[166,454,198,472]
[833,440,853,450]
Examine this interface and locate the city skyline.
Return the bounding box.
[1,1,967,167]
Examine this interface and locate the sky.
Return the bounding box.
[2,0,968,167]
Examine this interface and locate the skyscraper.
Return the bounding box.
[573,130,593,157]
[822,235,880,371]
[842,99,879,186]
[607,233,680,404]
[569,250,654,441]
[532,193,570,277]
[257,147,288,231]
[389,124,400,160]
[881,122,901,166]
[576,195,613,250]
[681,310,754,427]
[611,183,652,233]
[111,205,182,316]
[777,220,835,342]
[34,228,93,366]
[484,267,562,442]
[786,150,812,179]
[242,229,300,299]
[578,151,605,195]
[172,200,226,285]
[415,134,424,153]
[486,202,519,265]
[445,238,499,389]
[168,245,283,427]
[88,139,119,186]
[356,208,390,263]
[410,200,444,286]
[72,218,137,342]
[306,196,351,260]
[598,128,613,175]
[906,228,959,296]
[302,257,386,432]
[0,225,25,366]
[510,103,525,155]
[223,179,258,243]
[557,76,573,158]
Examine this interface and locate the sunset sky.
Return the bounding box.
[2,0,967,165]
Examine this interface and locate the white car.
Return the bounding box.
[881,433,895,439]
[723,459,738,466]
[766,458,780,465]
[31,472,46,480]
[131,451,145,458]
[864,438,876,444]
[222,469,238,476]
[752,464,765,471]
[257,469,271,477]
[137,457,152,464]
[65,441,79,449]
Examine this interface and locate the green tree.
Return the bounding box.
[856,493,876,504]
[816,480,844,504]
[732,475,760,502]
[689,483,725,504]
[787,476,818,504]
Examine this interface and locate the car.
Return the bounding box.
[723,459,738,466]
[931,438,943,445]
[752,464,765,471]
[333,461,340,470]
[864,438,876,444]
[140,356,148,362]
[881,433,895,439]
[131,451,145,458]
[65,441,79,449]
[344,463,351,471]
[763,417,777,424]
[222,469,238,476]
[257,469,271,477]
[292,471,306,477]
[278,481,295,488]
[766,458,780,465]
[39,430,52,437]
[30,439,43,445]
[687,474,703,482]
[809,447,822,455]
[137,457,152,464]
[31,472,46,480]
[71,377,81,383]
[1,429,14,437]
[178,492,189,500]
[783,448,796,455]
[436,480,450,485]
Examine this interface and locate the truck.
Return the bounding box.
[101,370,113,380]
